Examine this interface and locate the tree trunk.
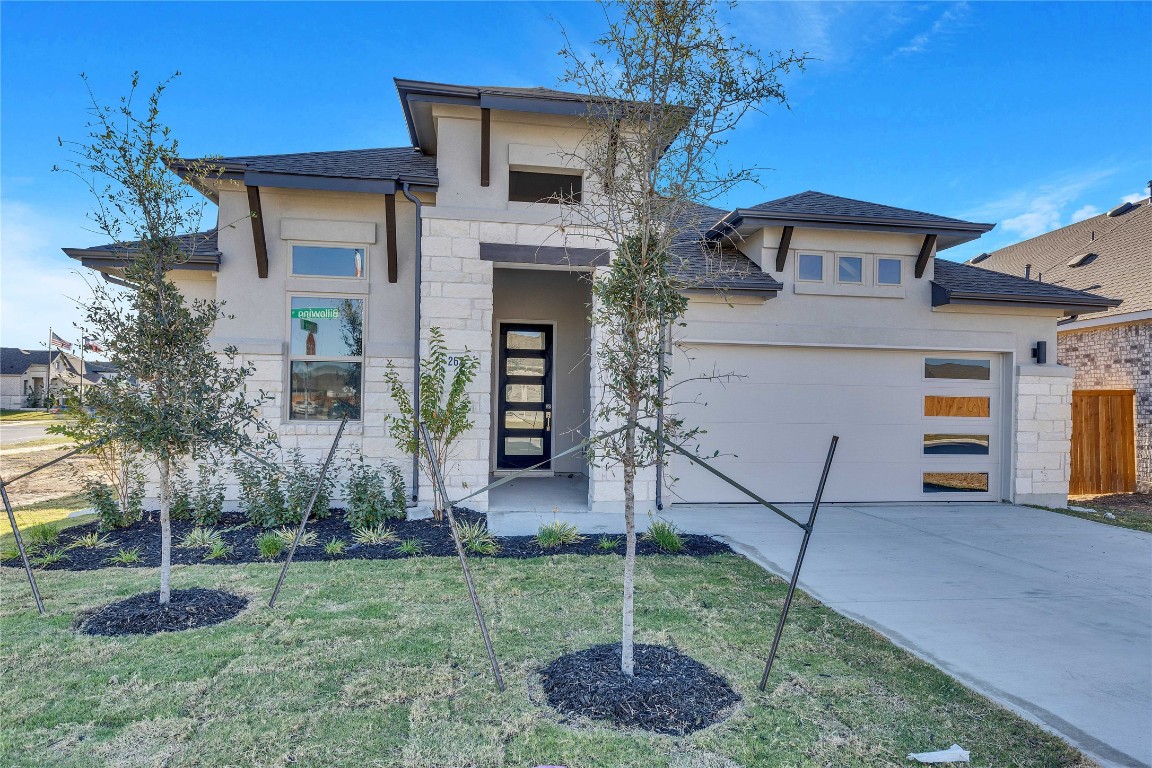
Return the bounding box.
[158,456,172,605]
[621,400,639,676]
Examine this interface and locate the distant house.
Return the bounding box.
[0,347,116,409]
[969,198,1151,494]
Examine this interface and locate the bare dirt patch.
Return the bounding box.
[0,445,100,506]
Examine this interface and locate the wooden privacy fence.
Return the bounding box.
[1070,389,1136,495]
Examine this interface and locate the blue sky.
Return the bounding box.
[2,1,1149,350]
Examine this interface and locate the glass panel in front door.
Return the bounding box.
[498,323,552,470]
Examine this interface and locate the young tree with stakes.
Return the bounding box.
[558,0,805,675]
[55,73,275,604]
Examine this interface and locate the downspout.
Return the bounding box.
[401,182,422,504]
[655,313,667,511]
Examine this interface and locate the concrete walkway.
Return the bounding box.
[659,503,1152,768]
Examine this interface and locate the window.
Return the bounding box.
[797,253,824,282]
[289,296,363,421]
[508,171,582,204]
[837,255,863,284]
[291,245,366,278]
[924,396,990,418]
[923,472,989,493]
[924,434,990,455]
[877,257,902,285]
[924,358,991,380]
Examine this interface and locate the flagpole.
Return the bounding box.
[79,334,86,408]
[45,328,53,413]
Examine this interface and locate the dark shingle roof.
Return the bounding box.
[64,231,221,271]
[216,147,437,183]
[967,200,1151,320]
[0,348,53,376]
[745,191,978,226]
[670,203,782,293]
[932,258,1120,313]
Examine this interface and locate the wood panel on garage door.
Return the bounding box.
[1070,390,1136,495]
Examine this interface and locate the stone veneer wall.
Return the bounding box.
[1014,364,1075,508]
[1058,320,1152,493]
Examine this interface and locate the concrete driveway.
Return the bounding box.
[662,503,1152,768]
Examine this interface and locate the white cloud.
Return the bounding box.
[962,167,1119,238]
[893,2,969,57]
[1121,189,1149,204]
[0,199,100,351]
[1070,204,1102,222]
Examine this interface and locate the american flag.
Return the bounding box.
[83,336,103,354]
[49,332,72,351]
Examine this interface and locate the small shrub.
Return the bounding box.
[597,535,622,551]
[179,527,223,549]
[323,537,347,557]
[643,519,684,553]
[274,526,318,548]
[31,548,70,567]
[234,454,288,529]
[170,468,194,521]
[256,532,286,560]
[344,453,408,529]
[192,462,226,526]
[203,541,231,561]
[83,477,142,530]
[535,521,584,550]
[69,532,115,550]
[284,449,335,524]
[395,538,424,556]
[457,520,499,555]
[105,547,142,565]
[352,525,398,546]
[25,524,60,548]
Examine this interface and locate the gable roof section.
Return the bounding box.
[671,203,782,295]
[710,191,994,250]
[63,231,221,272]
[396,79,593,154]
[931,258,1120,315]
[170,147,438,200]
[966,200,1151,322]
[0,348,53,376]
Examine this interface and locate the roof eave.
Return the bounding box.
[931,282,1121,316]
[713,210,994,248]
[62,248,221,272]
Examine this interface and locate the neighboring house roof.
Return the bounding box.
[710,191,995,250]
[169,147,438,200]
[967,199,1151,323]
[931,258,1120,315]
[671,203,782,295]
[63,231,221,272]
[0,348,53,376]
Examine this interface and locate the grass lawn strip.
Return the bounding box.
[0,555,1093,767]
[0,493,93,541]
[0,410,74,423]
[1033,493,1152,534]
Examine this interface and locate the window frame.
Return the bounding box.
[876,257,903,286]
[286,294,365,422]
[836,254,865,285]
[507,169,584,205]
[796,252,826,283]
[287,241,370,281]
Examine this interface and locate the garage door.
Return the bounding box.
[667,346,1004,503]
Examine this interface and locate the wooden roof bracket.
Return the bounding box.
[385,192,399,283]
[775,225,794,273]
[246,185,269,278]
[914,234,938,279]
[480,107,491,187]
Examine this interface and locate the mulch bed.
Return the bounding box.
[1071,492,1152,516]
[80,588,248,636]
[540,643,740,735]
[3,508,731,571]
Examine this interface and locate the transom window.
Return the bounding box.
[837,255,863,284]
[291,245,366,278]
[288,296,363,421]
[508,171,582,204]
[797,253,824,282]
[924,357,991,380]
[877,257,902,285]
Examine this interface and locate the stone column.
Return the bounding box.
[1013,363,1074,508]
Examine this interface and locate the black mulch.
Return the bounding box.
[80,588,248,636]
[3,508,731,571]
[540,643,741,735]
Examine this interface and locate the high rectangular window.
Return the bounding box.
[508,171,582,204]
[877,257,902,285]
[925,358,991,380]
[924,396,990,418]
[923,472,989,493]
[797,253,824,282]
[924,434,990,455]
[291,245,366,278]
[837,255,863,284]
[289,296,363,421]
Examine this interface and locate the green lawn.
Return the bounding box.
[0,493,93,541]
[0,410,73,423]
[0,554,1092,767]
[1033,503,1152,534]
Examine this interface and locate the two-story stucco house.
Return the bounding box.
[64,78,1118,519]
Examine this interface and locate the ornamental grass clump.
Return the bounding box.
[256,532,286,560]
[535,521,585,550]
[352,525,398,546]
[643,520,684,553]
[457,520,499,555]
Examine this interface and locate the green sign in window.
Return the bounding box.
[291,307,341,320]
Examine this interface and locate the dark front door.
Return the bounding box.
[497,323,553,470]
